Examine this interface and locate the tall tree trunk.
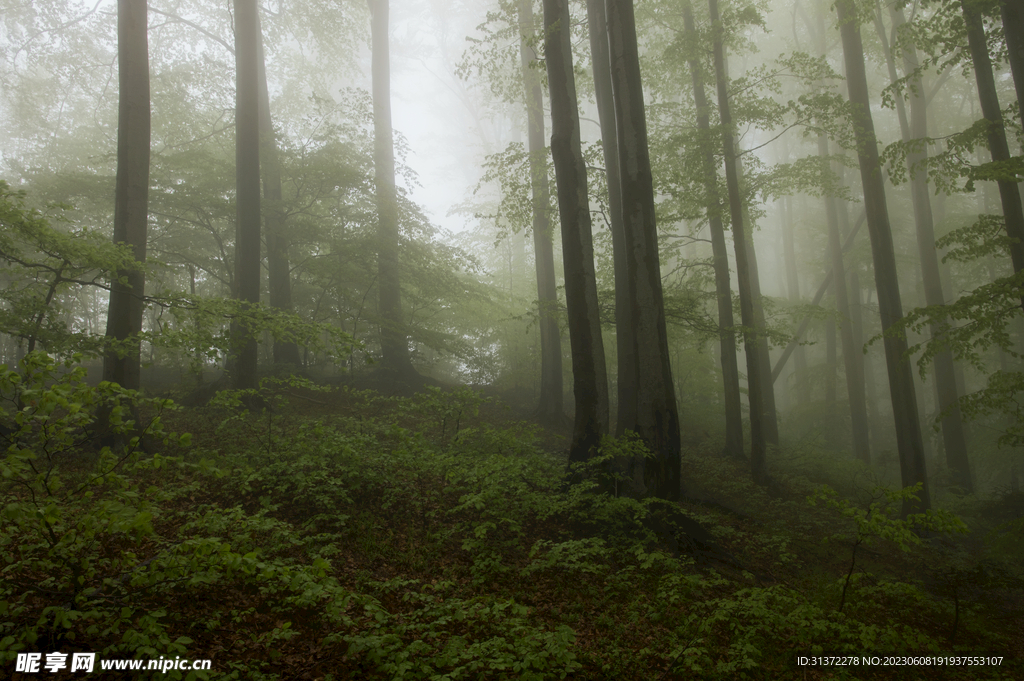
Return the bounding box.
[370,0,413,374]
[681,0,743,459]
[230,0,261,393]
[543,0,609,468]
[606,0,682,500]
[819,134,870,463]
[882,4,973,491]
[256,21,301,367]
[1000,0,1024,128]
[104,0,149,392]
[586,0,635,435]
[961,0,1024,299]
[836,0,930,514]
[518,0,564,423]
[782,195,809,404]
[709,0,767,483]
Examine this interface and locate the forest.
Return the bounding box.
[1,0,1022,678]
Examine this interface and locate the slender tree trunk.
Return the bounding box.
[230,0,261,392]
[961,0,1024,301]
[709,0,767,483]
[883,4,973,491]
[782,195,809,404]
[543,0,609,468]
[104,0,149,392]
[607,0,682,500]
[586,0,635,435]
[256,22,301,367]
[370,0,413,374]
[849,269,881,451]
[836,0,930,514]
[681,0,743,459]
[518,0,564,423]
[744,221,781,447]
[819,135,871,463]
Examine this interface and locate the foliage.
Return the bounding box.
[0,181,139,355]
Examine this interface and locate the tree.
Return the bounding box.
[543,0,609,468]
[517,0,564,424]
[606,0,681,500]
[819,133,870,464]
[836,0,930,515]
[369,0,414,376]
[229,0,261,392]
[960,0,1024,299]
[103,0,150,392]
[680,0,743,459]
[585,0,636,436]
[708,0,768,483]
[999,0,1024,128]
[257,18,301,367]
[878,3,971,490]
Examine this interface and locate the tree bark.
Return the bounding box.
[819,134,870,464]
[885,4,972,491]
[586,0,635,435]
[709,0,767,483]
[681,0,743,459]
[256,20,301,367]
[606,0,682,500]
[961,0,1024,298]
[836,0,930,514]
[518,0,564,425]
[370,0,413,374]
[543,0,609,467]
[1000,0,1024,128]
[104,0,149,392]
[230,0,261,393]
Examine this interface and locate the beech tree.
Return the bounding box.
[585,0,636,436]
[707,0,768,482]
[257,24,301,367]
[836,0,930,514]
[517,0,564,424]
[680,0,743,460]
[959,0,1024,297]
[543,0,609,468]
[370,0,414,376]
[606,0,681,500]
[103,0,150,392]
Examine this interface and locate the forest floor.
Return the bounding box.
[2,371,1023,680]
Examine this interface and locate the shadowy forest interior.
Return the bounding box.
[2,0,1023,678]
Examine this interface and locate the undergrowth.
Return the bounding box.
[1,354,1021,679]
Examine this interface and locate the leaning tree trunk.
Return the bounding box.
[682,0,743,459]
[370,0,413,375]
[961,0,1024,302]
[836,0,930,515]
[104,0,150,392]
[709,0,768,483]
[230,0,261,393]
[606,0,682,501]
[256,22,301,367]
[518,0,564,425]
[586,0,636,435]
[543,0,609,468]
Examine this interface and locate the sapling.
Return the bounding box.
[808,483,968,612]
